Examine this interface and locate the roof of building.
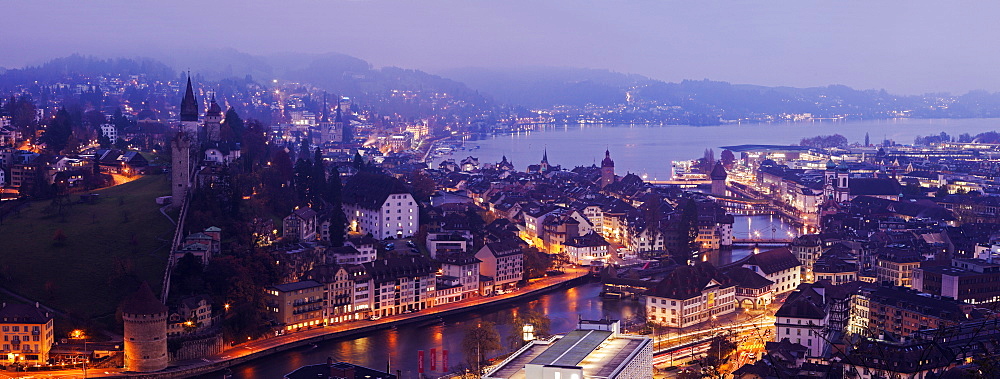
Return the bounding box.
[724,266,774,289]
[813,255,857,274]
[271,280,324,293]
[849,178,902,197]
[775,287,827,320]
[481,239,524,257]
[710,161,728,180]
[651,262,734,300]
[743,248,802,275]
[122,282,168,315]
[564,232,610,248]
[287,207,318,221]
[0,304,51,324]
[180,77,199,122]
[342,171,411,209]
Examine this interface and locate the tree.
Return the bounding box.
[408,169,437,202]
[310,149,327,206]
[325,165,347,247]
[462,321,502,375]
[42,108,73,152]
[511,310,551,338]
[522,247,552,279]
[719,149,736,169]
[223,108,245,143]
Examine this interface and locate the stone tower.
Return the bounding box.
[171,131,192,208]
[205,95,223,143]
[122,282,169,372]
[180,77,200,146]
[710,161,727,196]
[600,149,615,188]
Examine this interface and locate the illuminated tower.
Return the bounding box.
[122,282,168,372]
[600,149,615,188]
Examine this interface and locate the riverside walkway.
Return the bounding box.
[10,268,590,379]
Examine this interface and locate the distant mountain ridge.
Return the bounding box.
[9,52,1000,122]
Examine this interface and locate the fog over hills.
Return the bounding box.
[10,50,1000,122]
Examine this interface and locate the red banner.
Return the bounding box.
[418,350,425,374]
[431,348,437,371]
[443,349,449,372]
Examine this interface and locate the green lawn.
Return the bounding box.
[0,175,173,320]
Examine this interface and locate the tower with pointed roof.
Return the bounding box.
[179,77,200,146]
[205,95,223,143]
[600,149,616,188]
[540,148,550,173]
[710,161,727,196]
[122,282,169,372]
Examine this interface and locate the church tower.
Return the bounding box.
[823,160,837,199]
[823,160,850,201]
[180,77,200,146]
[320,93,343,143]
[205,95,223,143]
[540,148,550,173]
[171,132,192,208]
[710,161,727,196]
[601,149,615,188]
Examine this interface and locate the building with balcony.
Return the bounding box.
[0,303,54,365]
[265,281,326,331]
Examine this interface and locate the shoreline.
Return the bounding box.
[108,270,593,379]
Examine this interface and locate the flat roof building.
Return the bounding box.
[483,319,652,379]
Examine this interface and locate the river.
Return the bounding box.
[202,283,643,379]
[437,118,1000,180]
[206,214,793,379]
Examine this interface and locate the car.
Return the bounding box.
[369,315,381,321]
[406,241,416,247]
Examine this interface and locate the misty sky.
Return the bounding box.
[4,1,1000,94]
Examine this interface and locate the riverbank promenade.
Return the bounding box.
[5,268,590,379]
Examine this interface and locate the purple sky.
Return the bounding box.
[3,1,1000,94]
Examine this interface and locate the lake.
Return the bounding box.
[438,118,1000,180]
